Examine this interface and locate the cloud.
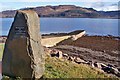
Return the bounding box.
[0,0,119,2]
[111,3,118,6]
[103,5,118,11]
[0,5,15,12]
[91,2,105,8]
[89,2,119,11]
[0,1,119,11]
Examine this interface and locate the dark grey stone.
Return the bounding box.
[2,10,44,78]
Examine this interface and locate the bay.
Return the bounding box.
[0,18,119,36]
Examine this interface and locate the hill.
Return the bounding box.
[0,44,116,79]
[0,5,119,18]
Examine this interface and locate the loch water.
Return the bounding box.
[1,18,119,36]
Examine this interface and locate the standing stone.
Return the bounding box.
[2,10,44,78]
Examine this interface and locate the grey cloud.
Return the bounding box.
[91,2,105,8]
[111,3,118,6]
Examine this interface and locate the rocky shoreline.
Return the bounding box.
[45,47,120,78]
[0,33,120,77]
[52,35,120,77]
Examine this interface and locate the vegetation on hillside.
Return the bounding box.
[44,57,113,78]
[0,44,117,79]
[0,43,4,60]
[1,5,119,18]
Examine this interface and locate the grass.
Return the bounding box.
[0,44,117,79]
[44,57,113,78]
[0,43,4,60]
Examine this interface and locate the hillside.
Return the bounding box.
[0,5,119,18]
[2,57,114,79]
[0,44,115,79]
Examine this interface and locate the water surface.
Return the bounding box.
[1,18,119,36]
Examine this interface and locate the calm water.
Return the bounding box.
[0,18,119,36]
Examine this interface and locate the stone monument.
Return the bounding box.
[2,10,44,78]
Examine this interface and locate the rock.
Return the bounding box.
[74,57,86,64]
[2,10,44,78]
[68,56,75,61]
[94,62,102,69]
[118,68,120,72]
[63,53,68,57]
[101,63,107,68]
[91,62,95,68]
[50,49,63,58]
[104,65,120,77]
[56,51,63,59]
[110,67,120,76]
[87,61,95,67]
[62,54,69,59]
[50,49,57,57]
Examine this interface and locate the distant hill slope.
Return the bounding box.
[0,5,119,18]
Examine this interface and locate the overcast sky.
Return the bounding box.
[0,0,119,12]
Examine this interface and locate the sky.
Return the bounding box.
[0,0,120,12]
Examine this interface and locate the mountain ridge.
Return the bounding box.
[0,5,119,19]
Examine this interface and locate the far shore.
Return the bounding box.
[1,17,120,19]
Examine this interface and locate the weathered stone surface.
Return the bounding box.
[2,10,44,78]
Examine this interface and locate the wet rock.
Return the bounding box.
[2,10,44,78]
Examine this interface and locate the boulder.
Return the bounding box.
[94,62,102,69]
[2,10,45,78]
[62,54,69,59]
[50,49,63,59]
[68,56,75,61]
[63,53,68,57]
[56,51,63,59]
[110,67,120,76]
[74,57,86,64]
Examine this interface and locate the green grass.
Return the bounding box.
[0,44,116,79]
[44,57,113,78]
[0,43,4,60]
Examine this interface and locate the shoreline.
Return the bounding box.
[0,34,120,43]
[1,17,120,19]
[0,31,120,77]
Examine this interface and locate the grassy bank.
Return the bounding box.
[0,44,115,79]
[44,57,113,78]
[0,43,4,60]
